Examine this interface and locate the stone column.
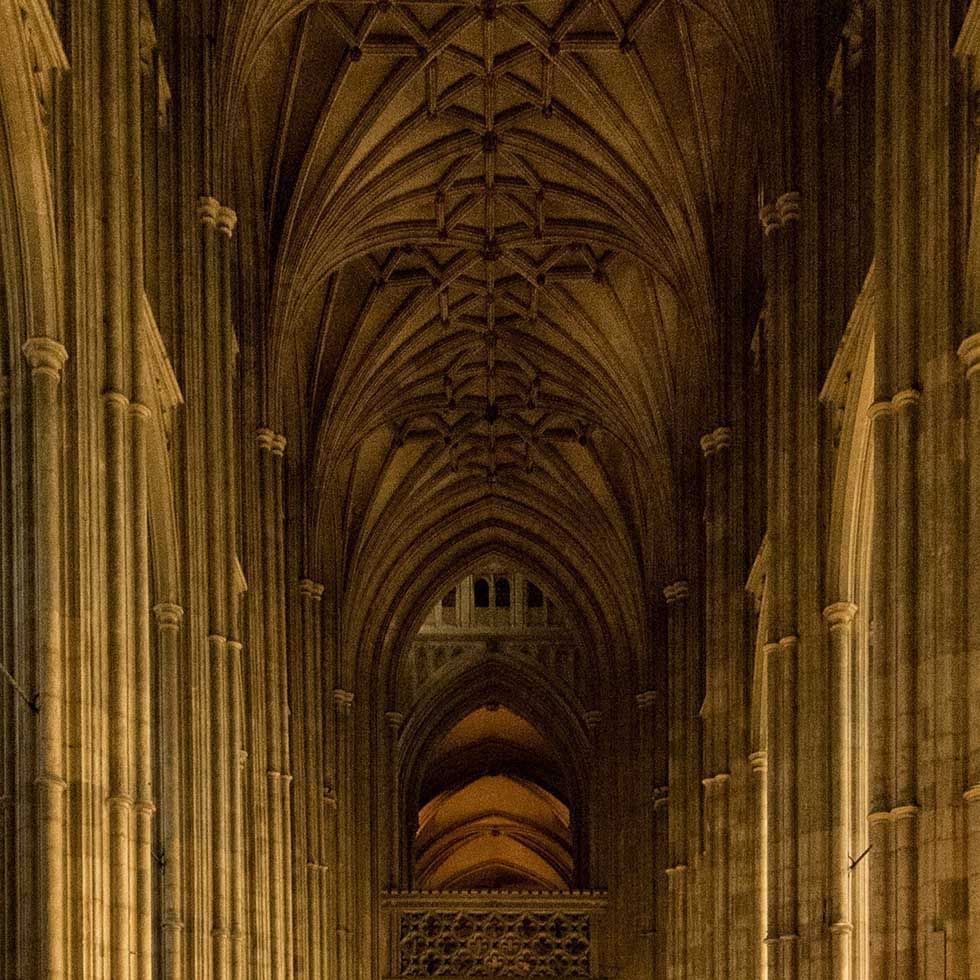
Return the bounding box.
[259,428,288,977]
[636,690,657,965]
[959,332,980,978]
[131,386,153,980]
[334,689,355,980]
[665,579,691,980]
[824,602,857,980]
[760,189,803,980]
[300,578,326,978]
[385,711,404,891]
[0,376,12,979]
[201,196,231,980]
[866,396,895,980]
[749,750,768,980]
[763,641,781,980]
[22,338,69,980]
[701,425,732,980]
[155,602,185,979]
[216,202,246,980]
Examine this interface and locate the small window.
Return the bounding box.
[526,582,544,608]
[474,578,490,608]
[495,577,511,608]
[441,589,456,608]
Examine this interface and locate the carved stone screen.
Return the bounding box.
[397,909,592,977]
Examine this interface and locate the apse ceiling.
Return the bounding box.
[225,0,759,644]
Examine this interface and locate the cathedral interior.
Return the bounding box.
[1,0,980,977]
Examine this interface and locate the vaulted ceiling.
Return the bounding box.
[221,0,765,666]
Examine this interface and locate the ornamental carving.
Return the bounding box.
[398,910,592,977]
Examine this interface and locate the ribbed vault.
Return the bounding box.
[220,0,762,684]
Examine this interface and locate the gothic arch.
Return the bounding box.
[396,653,595,890]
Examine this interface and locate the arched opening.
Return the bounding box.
[414,705,573,891]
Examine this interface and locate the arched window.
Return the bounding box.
[441,589,456,608]
[474,577,490,608]
[526,581,544,608]
[495,576,511,608]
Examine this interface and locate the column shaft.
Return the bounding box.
[824,603,857,980]
[960,335,980,979]
[23,339,69,980]
[156,604,185,980]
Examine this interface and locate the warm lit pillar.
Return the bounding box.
[155,602,185,980]
[824,601,857,980]
[334,689,355,980]
[959,332,980,979]
[701,425,732,980]
[23,337,69,980]
[636,689,657,964]
[259,427,288,977]
[749,750,768,980]
[201,196,231,980]
[665,579,691,980]
[385,710,404,891]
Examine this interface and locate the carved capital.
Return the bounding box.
[153,602,184,629]
[891,387,921,412]
[22,337,68,380]
[663,580,690,604]
[334,689,354,713]
[385,711,404,733]
[776,191,801,225]
[867,399,894,422]
[256,427,275,451]
[198,196,220,226]
[759,202,780,236]
[823,601,857,629]
[778,634,799,656]
[584,709,601,731]
[749,750,767,774]
[959,332,980,378]
[299,578,325,599]
[635,690,656,710]
[700,426,732,457]
[271,433,287,456]
[759,193,801,234]
[216,205,238,238]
